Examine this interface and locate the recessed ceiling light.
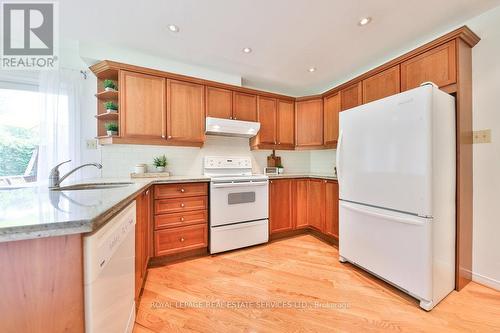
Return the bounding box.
[168,24,179,32]
[308,67,316,72]
[358,17,372,26]
[242,47,252,54]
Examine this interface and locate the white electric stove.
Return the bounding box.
[204,156,269,254]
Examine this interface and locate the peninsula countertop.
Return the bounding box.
[0,176,210,243]
[0,173,336,243]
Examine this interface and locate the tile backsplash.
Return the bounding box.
[100,136,313,177]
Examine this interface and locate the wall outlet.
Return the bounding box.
[473,129,491,144]
[86,139,98,149]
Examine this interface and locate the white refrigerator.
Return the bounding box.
[336,84,456,311]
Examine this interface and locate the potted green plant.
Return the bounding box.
[105,122,118,136]
[104,101,118,113]
[103,79,117,92]
[153,154,168,172]
[277,164,284,174]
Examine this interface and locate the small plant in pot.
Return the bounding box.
[153,155,168,172]
[103,79,117,92]
[104,101,118,113]
[277,164,284,174]
[105,122,118,136]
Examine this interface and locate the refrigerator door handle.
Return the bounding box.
[342,202,427,226]
[336,129,343,183]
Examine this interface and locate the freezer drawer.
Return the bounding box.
[339,201,432,301]
[210,219,269,254]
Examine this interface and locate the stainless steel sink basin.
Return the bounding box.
[52,182,133,191]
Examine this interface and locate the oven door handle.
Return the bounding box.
[212,181,268,189]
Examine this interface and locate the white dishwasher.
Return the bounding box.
[84,202,136,333]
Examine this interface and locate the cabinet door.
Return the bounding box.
[257,96,277,145]
[307,179,325,232]
[277,100,295,148]
[340,82,363,111]
[296,99,323,147]
[362,65,401,104]
[324,181,339,239]
[401,40,456,91]
[323,93,340,147]
[294,179,309,229]
[166,79,205,143]
[206,86,232,119]
[120,71,166,139]
[233,92,257,121]
[135,188,151,301]
[269,180,293,234]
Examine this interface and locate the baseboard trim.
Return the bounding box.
[472,272,500,291]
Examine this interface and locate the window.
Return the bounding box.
[0,85,41,186]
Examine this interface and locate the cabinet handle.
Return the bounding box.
[180,203,185,208]
[230,116,233,120]
[180,217,185,222]
[180,188,185,193]
[234,117,237,120]
[324,180,327,183]
[278,142,280,145]
[145,190,149,195]
[270,180,273,184]
[180,237,185,242]
[162,135,166,138]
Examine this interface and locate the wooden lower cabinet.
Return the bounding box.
[324,181,339,239]
[135,187,152,301]
[294,179,309,229]
[269,179,293,233]
[155,224,208,256]
[269,178,338,239]
[153,182,209,257]
[307,179,325,232]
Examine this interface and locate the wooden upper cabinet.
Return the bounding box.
[324,181,339,239]
[340,82,363,111]
[166,79,205,144]
[233,92,257,121]
[269,179,293,234]
[294,179,309,229]
[401,40,457,91]
[307,179,325,232]
[205,86,232,119]
[277,100,295,148]
[295,98,323,148]
[323,93,340,147]
[362,65,401,104]
[257,96,277,145]
[120,71,166,139]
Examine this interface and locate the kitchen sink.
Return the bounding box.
[52,182,134,191]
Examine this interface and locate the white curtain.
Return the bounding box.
[37,69,82,183]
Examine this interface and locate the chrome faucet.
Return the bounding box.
[49,160,102,189]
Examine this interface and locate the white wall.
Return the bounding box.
[466,6,500,290]
[310,150,336,175]
[100,136,311,177]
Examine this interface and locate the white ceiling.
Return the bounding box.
[61,0,500,96]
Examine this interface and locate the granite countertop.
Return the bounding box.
[0,173,335,243]
[268,174,337,180]
[0,175,210,243]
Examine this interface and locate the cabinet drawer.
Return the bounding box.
[154,224,208,256]
[155,210,207,230]
[155,196,207,214]
[154,182,208,199]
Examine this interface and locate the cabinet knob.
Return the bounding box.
[162,135,166,138]
[145,190,149,195]
[234,117,237,120]
[324,180,327,183]
[278,142,281,145]
[180,203,185,208]
[167,135,172,139]
[270,180,273,184]
[229,116,233,120]
[180,217,185,222]
[180,188,185,193]
[180,237,185,242]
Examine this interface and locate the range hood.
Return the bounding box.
[205,117,260,138]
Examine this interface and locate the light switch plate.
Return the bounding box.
[86,139,98,149]
[473,129,491,144]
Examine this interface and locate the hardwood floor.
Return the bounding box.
[135,235,500,333]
